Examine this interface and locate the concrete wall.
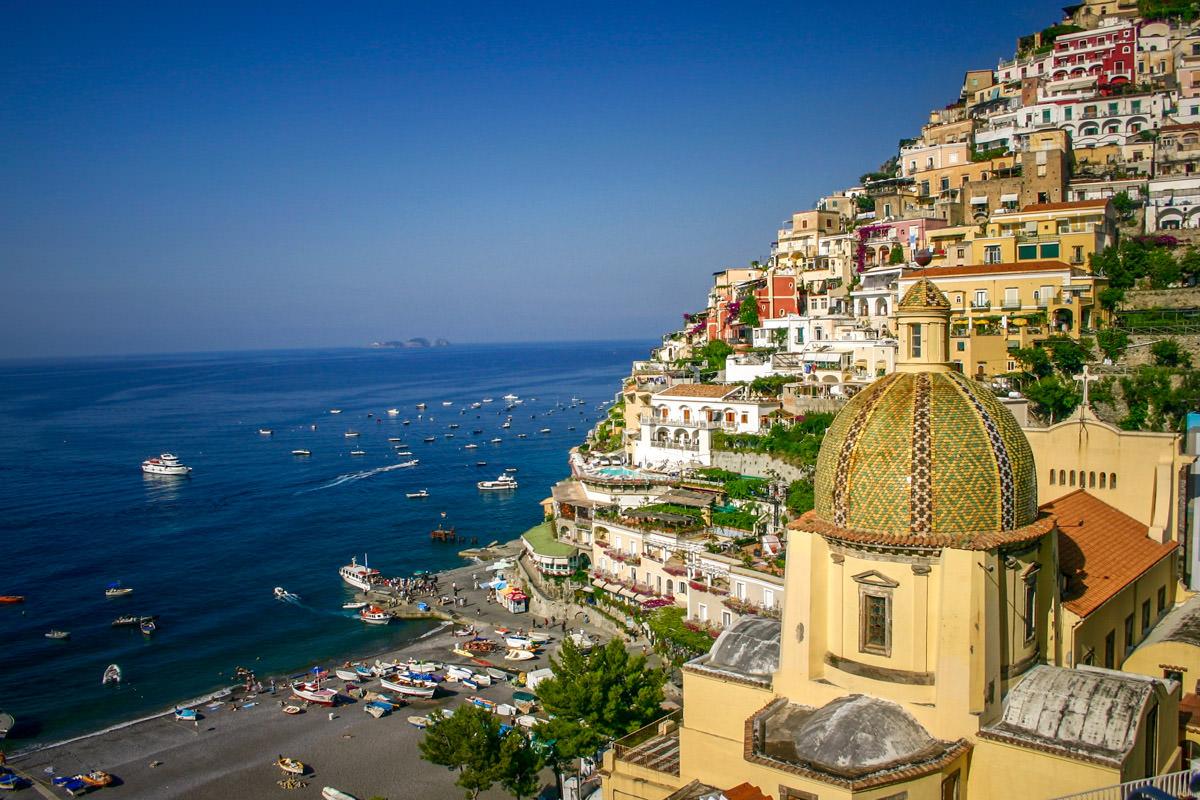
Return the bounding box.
[710,451,812,483]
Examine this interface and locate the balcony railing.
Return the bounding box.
[1049,768,1198,800]
[640,414,737,431]
[971,301,992,310]
[612,710,682,776]
[645,439,701,453]
[1001,301,1022,310]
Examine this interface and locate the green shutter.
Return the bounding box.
[1039,243,1060,259]
[1018,244,1038,260]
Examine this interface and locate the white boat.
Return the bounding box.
[485,667,508,681]
[292,449,311,456]
[329,409,343,414]
[386,409,400,417]
[387,437,402,442]
[406,489,429,499]
[322,788,360,800]
[102,664,121,685]
[464,443,478,449]
[291,681,337,706]
[482,398,494,403]
[374,659,399,674]
[539,428,551,434]
[505,635,535,649]
[334,668,360,682]
[504,649,534,661]
[350,449,365,456]
[501,421,511,428]
[445,665,474,681]
[405,660,442,673]
[516,714,538,729]
[478,474,518,491]
[258,429,273,435]
[569,632,597,652]
[396,459,419,467]
[339,556,379,592]
[407,715,431,729]
[503,394,518,401]
[441,401,453,406]
[45,630,70,639]
[342,601,367,610]
[344,431,360,438]
[105,582,132,598]
[490,437,503,443]
[141,453,191,476]
[174,707,199,722]
[528,631,552,644]
[274,587,299,601]
[379,673,437,698]
[359,605,391,625]
[470,672,492,686]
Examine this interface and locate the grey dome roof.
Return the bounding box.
[791,695,941,775]
[704,617,780,678]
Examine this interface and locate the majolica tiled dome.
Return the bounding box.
[812,370,1037,536]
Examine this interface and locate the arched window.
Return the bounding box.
[666,579,673,595]
[1050,469,1056,485]
[1059,469,1066,485]
[1089,472,1096,488]
[1100,473,1107,489]
[1110,473,1117,489]
[1070,470,1076,486]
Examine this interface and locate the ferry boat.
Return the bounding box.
[477,474,518,491]
[141,453,191,476]
[359,605,391,625]
[339,556,379,592]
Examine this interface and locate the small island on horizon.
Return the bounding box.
[368,337,450,349]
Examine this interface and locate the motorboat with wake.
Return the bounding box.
[406,489,429,499]
[274,587,299,601]
[45,629,70,639]
[105,581,133,598]
[102,664,121,685]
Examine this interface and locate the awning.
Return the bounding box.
[1000,193,1019,202]
[970,196,988,204]
[803,353,845,364]
[619,588,637,599]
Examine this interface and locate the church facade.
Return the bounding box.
[602,280,1182,800]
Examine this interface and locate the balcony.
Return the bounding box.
[612,711,682,777]
[1001,301,1022,310]
[640,413,736,431]
[971,301,992,310]
[1049,768,1198,800]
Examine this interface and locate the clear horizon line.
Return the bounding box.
[0,336,662,365]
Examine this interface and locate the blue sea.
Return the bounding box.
[0,342,646,748]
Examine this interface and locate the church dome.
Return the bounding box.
[812,368,1037,537]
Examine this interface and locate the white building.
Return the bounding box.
[632,384,779,469]
[1145,175,1200,230]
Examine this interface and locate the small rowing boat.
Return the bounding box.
[283,705,303,715]
[174,707,198,722]
[276,757,306,775]
[322,788,360,800]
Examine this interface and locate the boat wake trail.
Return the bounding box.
[296,462,413,494]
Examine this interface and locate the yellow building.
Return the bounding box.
[603,280,1182,800]
[971,199,1117,269]
[898,261,1105,378]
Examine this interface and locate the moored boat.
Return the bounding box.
[504,649,534,661]
[359,605,391,625]
[339,556,379,591]
[105,581,133,598]
[45,629,70,639]
[0,596,24,604]
[102,664,121,684]
[342,601,367,610]
[292,449,312,456]
[140,619,156,635]
[276,757,306,775]
[406,489,429,499]
[477,473,518,491]
[259,428,273,435]
[323,787,361,800]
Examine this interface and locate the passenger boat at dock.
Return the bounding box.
[359,605,391,625]
[141,453,191,476]
[339,556,379,592]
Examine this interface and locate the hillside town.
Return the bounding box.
[508,2,1200,798]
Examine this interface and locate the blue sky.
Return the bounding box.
[1,1,1056,357]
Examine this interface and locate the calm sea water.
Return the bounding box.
[0,342,646,747]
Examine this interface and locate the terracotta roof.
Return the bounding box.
[723,784,770,800]
[1045,490,1177,618]
[654,383,739,399]
[1161,122,1200,134]
[1019,199,1111,212]
[903,260,1078,279]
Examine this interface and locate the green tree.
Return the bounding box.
[534,639,666,769]
[786,479,815,515]
[648,606,715,663]
[1096,328,1129,362]
[1097,286,1126,313]
[1145,248,1182,289]
[1111,191,1137,221]
[1024,374,1082,423]
[419,705,504,799]
[1151,338,1193,368]
[1044,337,1093,376]
[738,298,761,327]
[1013,346,1053,379]
[1180,247,1200,286]
[888,244,906,265]
[699,340,733,371]
[498,730,544,800]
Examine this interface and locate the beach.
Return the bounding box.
[8,554,608,799]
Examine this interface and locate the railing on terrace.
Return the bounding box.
[640,414,738,431]
[612,710,683,776]
[1049,768,1199,800]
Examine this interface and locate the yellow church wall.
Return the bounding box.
[679,670,774,745]
[1065,557,1176,670]
[600,749,680,800]
[1023,415,1189,541]
[969,738,1120,799]
[1125,638,1200,691]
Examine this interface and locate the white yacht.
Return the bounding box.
[339,556,379,592]
[386,408,400,416]
[477,474,518,491]
[141,453,191,476]
[502,394,518,401]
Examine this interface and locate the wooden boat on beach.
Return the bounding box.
[334,668,360,682]
[276,757,306,775]
[322,788,360,800]
[282,705,303,715]
[364,700,394,718]
[291,681,337,706]
[407,715,431,729]
[504,649,534,661]
[379,673,437,698]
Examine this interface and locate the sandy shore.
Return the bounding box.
[9,553,607,799]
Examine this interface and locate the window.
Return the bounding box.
[860,592,891,655]
[956,341,965,352]
[1145,704,1159,778]
[736,581,747,600]
[764,588,775,609]
[1059,469,1066,484]
[1132,99,1142,113]
[909,323,922,358]
[1043,109,1051,123]
[1018,243,1039,260]
[1104,630,1116,668]
[974,289,989,307]
[740,412,748,424]
[1158,586,1167,614]
[1100,472,1107,489]
[984,246,1002,264]
[941,770,961,800]
[1124,613,1135,652]
[1040,242,1060,259]
[1142,599,1152,633]
[1070,470,1076,486]
[1065,107,1073,121]
[1050,469,1056,484]
[1110,473,1117,489]
[1004,287,1020,307]
[698,603,708,623]
[940,176,950,191]
[1071,245,1084,264]
[1023,579,1037,641]
[721,610,732,628]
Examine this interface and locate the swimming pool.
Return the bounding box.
[597,466,639,477]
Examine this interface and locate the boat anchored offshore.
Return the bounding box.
[45,630,70,639]
[406,489,429,499]
[102,664,121,685]
[105,582,132,598]
[141,453,191,476]
[292,449,312,456]
[477,474,518,491]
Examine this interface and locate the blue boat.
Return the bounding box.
[140,619,156,635]
[0,772,24,790]
[51,775,89,795]
[364,700,394,718]
[175,707,198,722]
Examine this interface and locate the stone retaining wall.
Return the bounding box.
[710,451,812,483]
